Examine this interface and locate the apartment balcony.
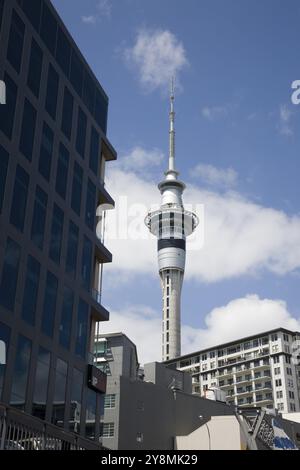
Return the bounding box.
[235,389,253,397]
[234,377,252,385]
[255,398,273,405]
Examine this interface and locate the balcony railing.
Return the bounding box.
[0,403,101,450]
[92,288,102,305]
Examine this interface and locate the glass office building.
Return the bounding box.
[0,0,117,444]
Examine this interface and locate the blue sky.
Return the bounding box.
[52,0,300,363]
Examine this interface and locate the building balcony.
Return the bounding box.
[235,389,253,396]
[94,238,112,264]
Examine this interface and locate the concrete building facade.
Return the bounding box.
[165,328,300,415]
[0,0,116,444]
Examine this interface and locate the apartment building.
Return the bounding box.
[165,328,300,414]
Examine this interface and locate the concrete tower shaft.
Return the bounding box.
[145,81,198,361]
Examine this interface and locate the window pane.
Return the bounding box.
[59,286,74,349]
[85,179,96,230]
[41,271,58,337]
[0,145,9,213]
[55,143,69,199]
[27,38,43,98]
[81,236,92,291]
[49,204,64,264]
[40,1,57,55]
[45,64,59,120]
[10,335,32,410]
[0,0,4,34]
[75,298,89,359]
[76,107,87,159]
[66,221,79,278]
[56,27,71,77]
[32,347,50,420]
[10,165,29,232]
[83,72,95,114]
[61,87,74,140]
[21,256,40,326]
[0,238,21,311]
[89,127,99,175]
[69,368,83,433]
[38,122,54,181]
[0,322,11,400]
[85,389,97,440]
[7,10,25,73]
[52,358,68,427]
[0,73,17,139]
[19,99,37,161]
[70,50,83,97]
[18,0,42,31]
[71,162,83,216]
[94,89,108,134]
[31,185,48,250]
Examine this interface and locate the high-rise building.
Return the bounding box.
[0,0,116,447]
[145,84,198,361]
[165,328,300,414]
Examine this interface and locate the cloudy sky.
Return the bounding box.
[52,0,300,364]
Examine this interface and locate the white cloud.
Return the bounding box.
[191,163,238,189]
[81,0,111,25]
[81,15,97,24]
[279,104,293,136]
[124,29,188,92]
[97,0,112,18]
[100,295,300,365]
[104,160,300,283]
[121,146,164,172]
[201,106,229,121]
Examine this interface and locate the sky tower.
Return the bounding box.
[145,82,199,361]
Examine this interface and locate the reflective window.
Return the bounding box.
[17,0,42,31]
[69,368,83,434]
[21,256,40,326]
[31,185,48,250]
[27,38,43,98]
[19,99,37,161]
[38,122,54,181]
[52,358,68,427]
[49,204,64,265]
[10,335,32,410]
[56,26,71,77]
[83,72,95,114]
[10,165,29,232]
[81,236,92,291]
[41,271,58,337]
[89,127,100,175]
[0,73,17,139]
[70,50,83,97]
[85,179,96,230]
[40,1,57,55]
[95,89,108,134]
[75,298,89,359]
[59,286,74,349]
[0,0,4,34]
[55,143,69,199]
[0,322,10,400]
[85,389,97,440]
[66,221,79,278]
[71,162,83,216]
[0,238,21,311]
[7,10,25,73]
[45,63,59,120]
[32,347,50,420]
[61,87,74,140]
[0,145,9,213]
[76,107,87,159]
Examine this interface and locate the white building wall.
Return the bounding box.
[175,416,246,450]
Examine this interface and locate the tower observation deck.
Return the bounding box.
[145,83,199,361]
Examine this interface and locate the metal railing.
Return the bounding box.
[0,403,101,451]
